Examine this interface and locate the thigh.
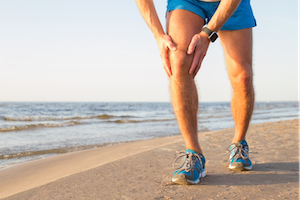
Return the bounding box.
[219,28,253,80]
[166,10,205,74]
[167,10,204,51]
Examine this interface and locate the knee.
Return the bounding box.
[169,49,193,82]
[230,64,253,92]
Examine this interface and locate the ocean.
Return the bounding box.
[0,101,298,169]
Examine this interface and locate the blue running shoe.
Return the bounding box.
[172,149,206,185]
[228,140,252,171]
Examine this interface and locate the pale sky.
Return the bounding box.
[0,0,298,102]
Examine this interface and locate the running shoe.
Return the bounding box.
[172,149,206,185]
[228,140,252,171]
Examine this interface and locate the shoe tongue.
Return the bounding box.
[185,149,198,154]
[238,140,247,146]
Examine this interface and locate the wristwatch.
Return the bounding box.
[201,27,218,42]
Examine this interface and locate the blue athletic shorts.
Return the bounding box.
[167,0,256,30]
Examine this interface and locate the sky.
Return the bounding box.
[0,0,298,102]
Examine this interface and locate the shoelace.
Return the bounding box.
[227,143,249,160]
[172,151,204,182]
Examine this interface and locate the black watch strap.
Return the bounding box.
[201,27,218,42]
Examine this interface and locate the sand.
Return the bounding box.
[0,119,299,200]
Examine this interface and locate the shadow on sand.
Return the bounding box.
[201,162,299,186]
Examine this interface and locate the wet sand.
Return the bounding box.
[0,119,298,200]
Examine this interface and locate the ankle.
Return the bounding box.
[186,147,203,155]
[232,137,246,144]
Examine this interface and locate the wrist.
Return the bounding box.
[154,31,166,41]
[201,27,218,43]
[199,31,210,41]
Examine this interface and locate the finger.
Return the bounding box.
[193,56,204,78]
[187,36,197,55]
[193,64,201,78]
[193,65,201,78]
[164,63,172,77]
[189,51,201,74]
[166,40,176,76]
[162,48,172,76]
[163,66,171,78]
[162,60,171,77]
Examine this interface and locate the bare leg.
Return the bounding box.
[166,10,205,154]
[219,28,255,143]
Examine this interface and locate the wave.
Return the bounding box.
[0,118,177,132]
[0,142,128,160]
[108,118,175,124]
[199,114,233,119]
[0,121,82,132]
[0,146,89,160]
[3,114,123,122]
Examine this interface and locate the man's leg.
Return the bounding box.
[167,10,207,184]
[166,10,205,154]
[219,28,254,170]
[219,28,254,143]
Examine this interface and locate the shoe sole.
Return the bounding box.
[229,163,252,171]
[172,169,206,185]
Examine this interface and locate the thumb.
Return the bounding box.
[167,41,177,51]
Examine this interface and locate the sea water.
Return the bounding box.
[0,101,298,169]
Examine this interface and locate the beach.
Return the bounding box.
[1,102,298,170]
[0,119,298,199]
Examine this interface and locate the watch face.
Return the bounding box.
[209,32,218,42]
